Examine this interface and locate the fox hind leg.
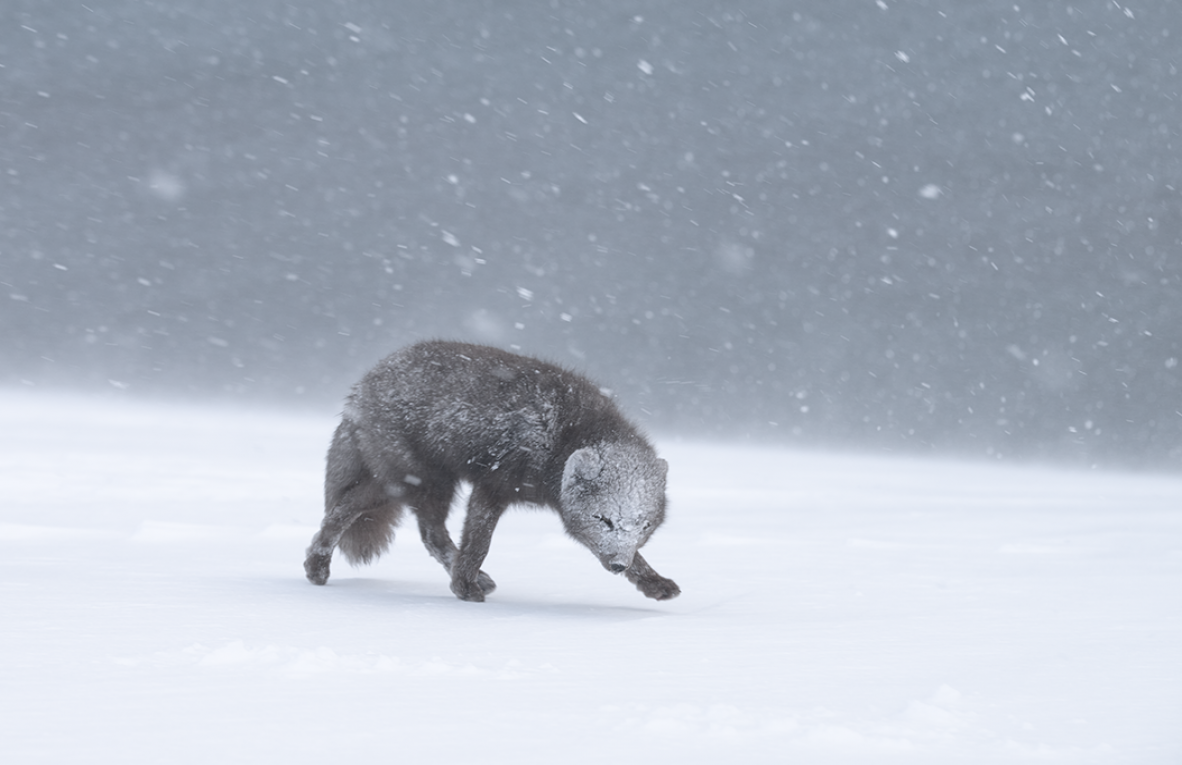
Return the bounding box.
[305,474,402,585]
[307,420,406,585]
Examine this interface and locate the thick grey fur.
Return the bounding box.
[304,340,680,603]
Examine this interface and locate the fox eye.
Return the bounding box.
[593,515,615,531]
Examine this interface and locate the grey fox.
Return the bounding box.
[304,340,679,602]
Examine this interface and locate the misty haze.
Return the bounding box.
[5,0,1182,466]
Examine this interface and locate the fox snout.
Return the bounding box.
[601,553,633,574]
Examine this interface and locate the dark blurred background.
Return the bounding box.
[4,0,1182,467]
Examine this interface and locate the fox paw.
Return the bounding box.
[451,577,486,602]
[304,553,332,585]
[637,575,680,601]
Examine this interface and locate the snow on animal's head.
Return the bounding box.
[559,442,667,574]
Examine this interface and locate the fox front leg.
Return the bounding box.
[416,512,497,597]
[624,552,680,600]
[450,486,506,602]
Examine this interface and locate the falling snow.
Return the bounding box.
[2,6,1181,459]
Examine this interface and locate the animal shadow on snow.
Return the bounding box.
[304,576,670,620]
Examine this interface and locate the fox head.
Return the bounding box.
[559,442,668,574]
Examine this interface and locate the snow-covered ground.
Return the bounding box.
[1,391,1179,764]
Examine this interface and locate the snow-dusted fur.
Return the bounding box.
[304,340,680,602]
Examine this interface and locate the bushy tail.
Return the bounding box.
[325,420,401,567]
[338,505,399,565]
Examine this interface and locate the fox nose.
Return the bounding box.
[607,563,627,573]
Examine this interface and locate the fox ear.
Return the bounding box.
[564,447,603,485]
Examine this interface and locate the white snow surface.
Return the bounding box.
[2,392,1180,764]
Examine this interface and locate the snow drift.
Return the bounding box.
[1,391,1179,763]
